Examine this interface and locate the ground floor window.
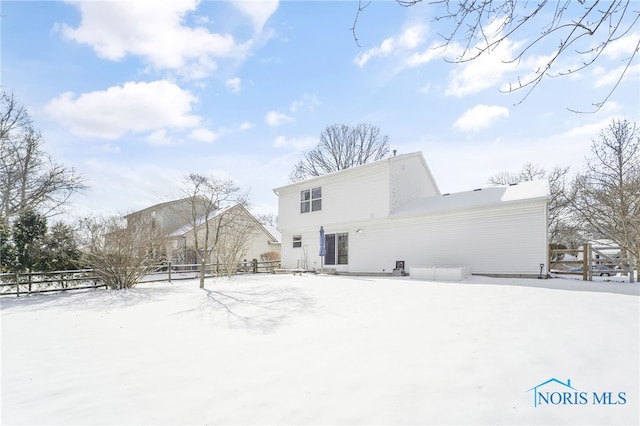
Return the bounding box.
[325,232,348,265]
[293,235,302,248]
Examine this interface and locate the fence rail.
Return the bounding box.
[548,243,636,282]
[0,259,282,297]
[0,269,104,297]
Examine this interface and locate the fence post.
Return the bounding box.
[168,261,172,283]
[15,270,20,297]
[582,244,588,281]
[630,248,636,284]
[252,259,258,274]
[587,243,593,281]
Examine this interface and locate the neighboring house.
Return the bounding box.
[125,199,280,266]
[273,152,549,277]
[165,203,281,265]
[124,197,207,236]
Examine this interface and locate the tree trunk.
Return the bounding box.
[199,258,205,288]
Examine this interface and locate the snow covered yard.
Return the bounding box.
[1,274,638,425]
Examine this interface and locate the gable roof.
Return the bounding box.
[167,204,280,243]
[390,180,549,217]
[262,225,281,243]
[273,151,438,193]
[124,197,192,218]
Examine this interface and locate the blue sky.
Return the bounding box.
[2,0,639,219]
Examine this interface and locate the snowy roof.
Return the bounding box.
[167,206,232,238]
[262,225,281,243]
[124,197,193,218]
[390,180,549,217]
[167,205,281,244]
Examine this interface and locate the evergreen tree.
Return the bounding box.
[12,210,47,272]
[40,222,82,271]
[0,213,13,272]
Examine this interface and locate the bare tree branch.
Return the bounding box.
[180,174,251,287]
[353,1,640,112]
[290,123,390,182]
[350,0,372,48]
[0,91,88,219]
[488,162,574,245]
[78,214,165,289]
[569,119,640,260]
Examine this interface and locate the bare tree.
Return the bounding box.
[0,91,87,219]
[77,214,164,289]
[488,162,547,186]
[254,212,278,227]
[353,1,639,111]
[569,118,640,260]
[489,162,573,245]
[214,205,261,276]
[180,174,250,287]
[290,123,390,182]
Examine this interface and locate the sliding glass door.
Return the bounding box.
[324,232,348,265]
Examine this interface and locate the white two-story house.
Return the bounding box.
[273,151,549,277]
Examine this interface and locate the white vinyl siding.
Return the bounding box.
[347,202,548,276]
[277,162,391,230]
[389,154,440,211]
[280,201,547,276]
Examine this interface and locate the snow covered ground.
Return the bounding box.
[1,274,638,425]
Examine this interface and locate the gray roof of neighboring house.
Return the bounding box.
[167,205,281,244]
[124,197,193,218]
[167,206,231,238]
[390,179,550,217]
[262,225,281,243]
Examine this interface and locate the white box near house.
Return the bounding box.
[410,266,471,281]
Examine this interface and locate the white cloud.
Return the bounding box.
[593,63,640,88]
[405,42,445,68]
[274,135,316,150]
[289,94,320,112]
[602,31,640,59]
[439,16,533,97]
[74,159,185,215]
[59,0,252,79]
[453,105,509,132]
[233,0,279,33]
[560,117,621,140]
[239,121,254,131]
[45,80,201,139]
[146,129,173,146]
[96,143,121,154]
[354,24,427,68]
[397,25,424,50]
[419,82,432,93]
[445,39,522,97]
[188,127,219,143]
[265,110,293,127]
[226,77,242,93]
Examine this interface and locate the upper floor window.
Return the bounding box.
[301,187,322,213]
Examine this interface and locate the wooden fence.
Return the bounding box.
[0,269,104,297]
[0,259,282,297]
[549,243,636,282]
